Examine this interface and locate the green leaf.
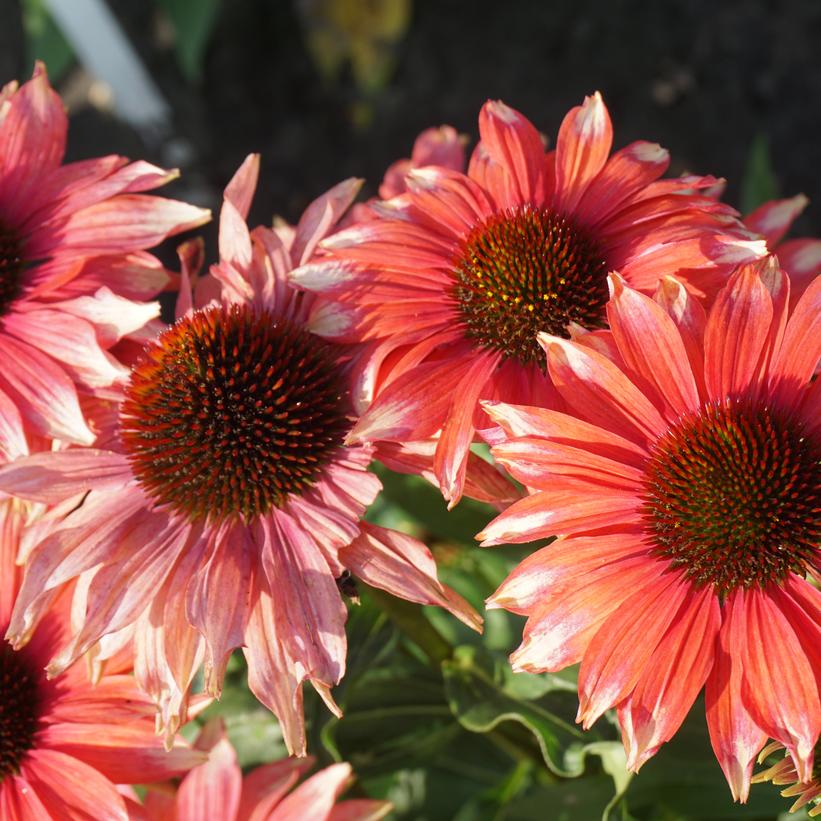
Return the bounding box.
[740,134,779,214]
[443,645,613,778]
[155,0,221,82]
[21,0,74,83]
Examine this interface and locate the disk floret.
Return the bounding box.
[0,641,42,780]
[121,303,352,522]
[643,398,821,595]
[451,205,608,365]
[0,220,24,315]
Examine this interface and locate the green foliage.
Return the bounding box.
[740,134,780,214]
[155,0,221,82]
[21,0,74,83]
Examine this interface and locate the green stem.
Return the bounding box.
[365,585,453,666]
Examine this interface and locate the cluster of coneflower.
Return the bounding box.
[0,64,817,819]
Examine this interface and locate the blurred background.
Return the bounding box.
[3,0,820,239]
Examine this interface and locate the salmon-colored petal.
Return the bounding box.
[705,593,768,802]
[744,195,808,248]
[349,355,473,444]
[327,799,394,821]
[0,772,52,819]
[652,276,707,395]
[509,553,662,674]
[481,400,647,467]
[434,349,500,506]
[271,763,352,821]
[740,588,820,782]
[20,748,128,821]
[0,62,65,183]
[0,448,131,503]
[577,571,689,728]
[488,531,648,614]
[607,274,700,418]
[0,335,94,444]
[186,522,253,696]
[4,308,127,388]
[703,260,774,401]
[778,238,821,304]
[224,153,260,221]
[177,734,242,821]
[576,141,669,226]
[340,521,482,631]
[540,334,667,443]
[263,510,347,688]
[238,759,313,821]
[770,273,821,402]
[476,100,546,205]
[39,723,204,784]
[491,435,644,491]
[478,484,642,546]
[292,177,364,265]
[244,582,307,757]
[553,91,613,213]
[618,585,720,770]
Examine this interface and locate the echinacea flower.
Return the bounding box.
[0,63,209,452]
[752,741,821,817]
[0,498,202,820]
[290,93,766,505]
[123,719,390,821]
[0,155,480,756]
[745,194,821,306]
[478,259,819,801]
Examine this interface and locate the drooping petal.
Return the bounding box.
[577,571,689,728]
[340,522,482,631]
[618,585,720,770]
[705,592,768,802]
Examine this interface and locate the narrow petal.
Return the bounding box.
[39,723,204,784]
[705,593,768,802]
[607,275,700,418]
[744,194,808,248]
[553,91,613,213]
[740,588,820,782]
[434,349,500,506]
[244,581,307,756]
[263,511,347,688]
[478,485,642,546]
[177,734,242,821]
[476,100,546,204]
[237,758,313,821]
[540,334,667,443]
[576,141,669,225]
[770,273,821,401]
[0,336,94,444]
[186,522,254,695]
[20,749,127,821]
[0,449,132,504]
[292,177,364,265]
[0,62,66,182]
[341,522,482,631]
[271,763,352,821]
[577,572,689,727]
[703,261,773,401]
[618,585,720,770]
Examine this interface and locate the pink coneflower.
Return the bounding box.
[752,741,821,817]
[0,155,480,756]
[0,63,209,451]
[124,719,390,820]
[745,194,821,306]
[0,498,202,819]
[478,260,819,801]
[290,93,766,505]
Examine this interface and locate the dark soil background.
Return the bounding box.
[4,0,821,248]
